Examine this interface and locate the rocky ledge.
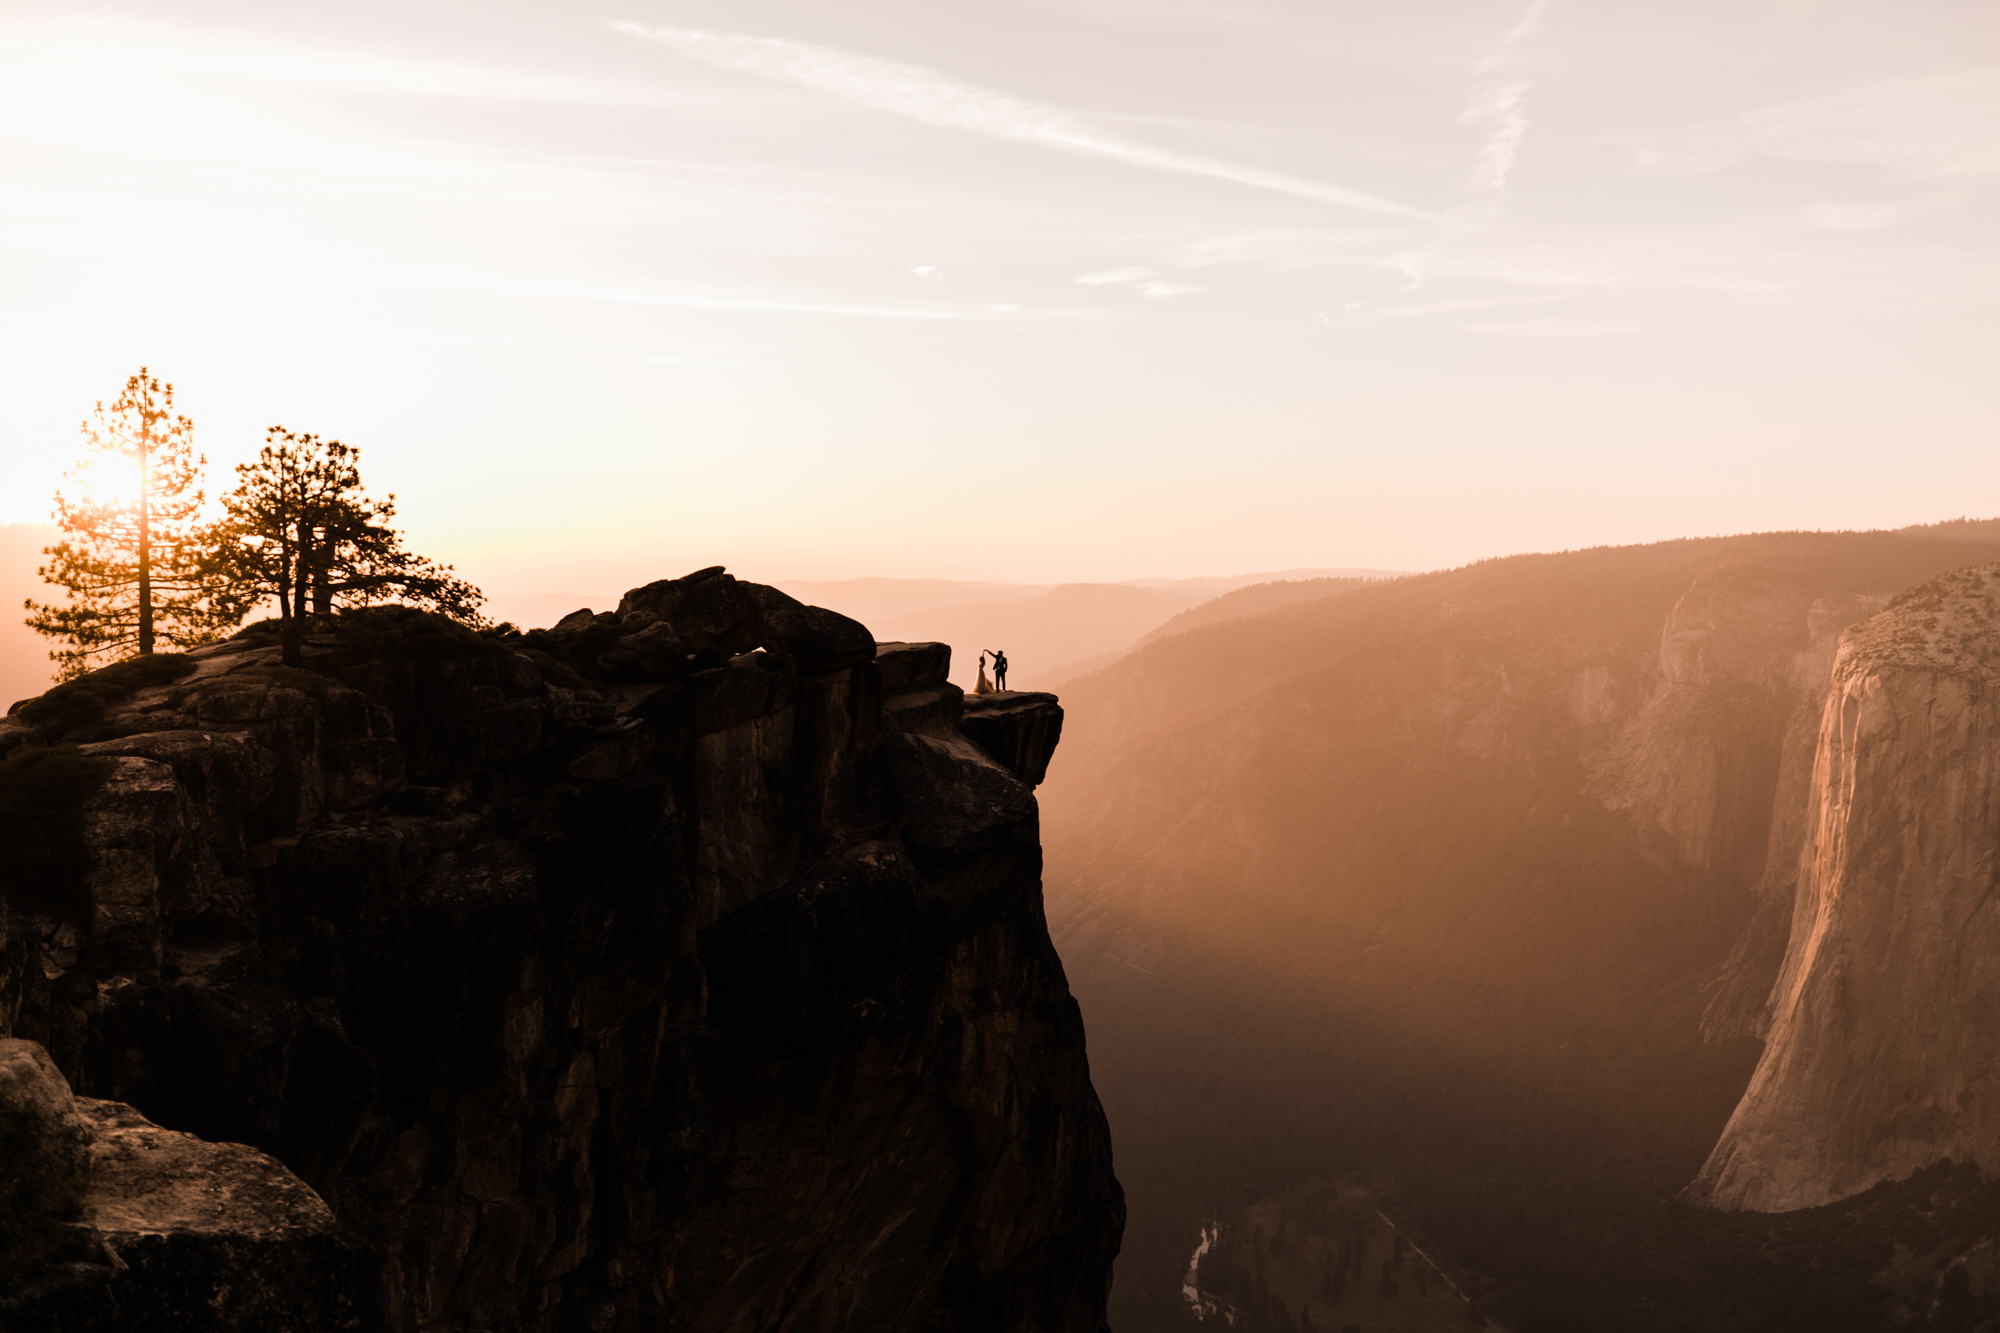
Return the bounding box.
[0,568,1119,1331]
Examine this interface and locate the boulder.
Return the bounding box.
[754,592,875,673]
[618,567,874,673]
[875,641,952,693]
[618,566,765,656]
[881,685,964,740]
[592,619,691,681]
[0,1037,95,1247]
[0,1038,370,1331]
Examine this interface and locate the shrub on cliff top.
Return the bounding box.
[1887,566,1990,613]
[328,604,512,663]
[523,618,625,665]
[0,744,112,921]
[7,652,196,735]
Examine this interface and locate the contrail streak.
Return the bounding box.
[613,22,1436,220]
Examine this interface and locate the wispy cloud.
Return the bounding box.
[1174,228,1415,270]
[1077,266,1162,284]
[1482,0,1553,71]
[1460,82,1531,193]
[1073,266,1200,296]
[1016,0,1281,27]
[1804,200,1914,232]
[1458,0,1547,195]
[0,187,1032,321]
[612,22,1436,219]
[0,28,695,108]
[1455,314,1640,338]
[1632,70,2000,180]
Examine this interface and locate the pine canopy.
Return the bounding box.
[24,369,246,679]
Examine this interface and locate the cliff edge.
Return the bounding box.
[0,568,1120,1331]
[1693,564,2000,1211]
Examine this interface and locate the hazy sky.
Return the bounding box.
[4,1,1998,589]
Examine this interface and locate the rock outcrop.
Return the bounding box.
[1,1037,370,1330]
[0,569,1121,1331]
[962,693,1064,788]
[1692,565,2000,1211]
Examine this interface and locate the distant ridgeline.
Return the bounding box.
[0,568,1121,1331]
[1042,527,2000,1333]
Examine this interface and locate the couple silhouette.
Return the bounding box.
[976,649,1009,694]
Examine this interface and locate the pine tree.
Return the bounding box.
[25,369,241,679]
[216,427,483,665]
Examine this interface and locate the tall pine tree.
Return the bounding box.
[217,427,482,665]
[25,369,242,679]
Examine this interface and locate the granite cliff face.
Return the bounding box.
[0,568,1120,1331]
[1693,564,2000,1212]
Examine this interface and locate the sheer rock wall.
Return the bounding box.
[1693,565,2000,1211]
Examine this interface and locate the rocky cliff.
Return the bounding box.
[1692,564,2000,1212]
[0,568,1120,1331]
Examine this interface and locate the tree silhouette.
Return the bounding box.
[24,369,243,679]
[217,427,483,665]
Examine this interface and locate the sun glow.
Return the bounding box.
[68,450,147,512]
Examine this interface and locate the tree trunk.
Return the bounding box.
[312,526,335,617]
[293,519,313,623]
[280,527,303,668]
[136,441,153,656]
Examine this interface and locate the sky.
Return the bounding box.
[2,0,1999,590]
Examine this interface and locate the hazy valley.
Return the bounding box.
[1040,521,2000,1330]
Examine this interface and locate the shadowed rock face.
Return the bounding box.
[962,693,1065,789]
[1,1038,371,1331]
[1693,565,2000,1212]
[0,569,1121,1332]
